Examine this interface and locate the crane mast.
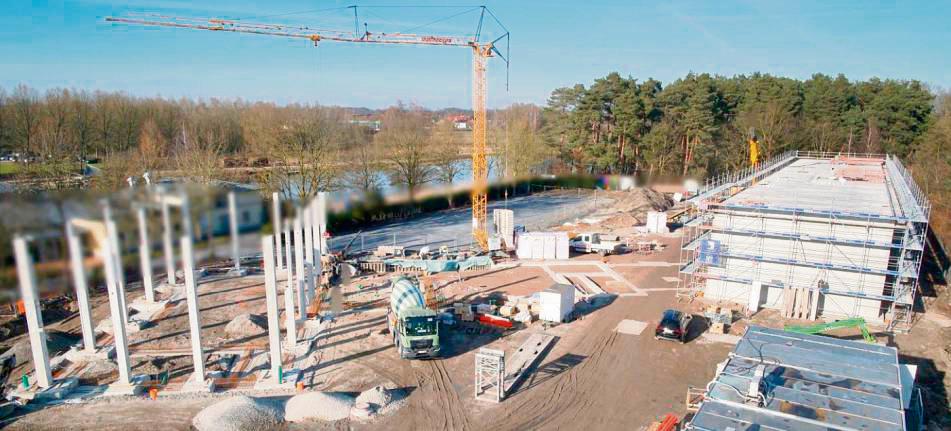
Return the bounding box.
[106,9,508,250]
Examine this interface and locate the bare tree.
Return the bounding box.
[42,88,72,159]
[265,109,340,201]
[495,104,547,178]
[0,87,9,152]
[12,84,41,157]
[72,90,94,170]
[343,128,383,193]
[377,105,435,201]
[174,120,225,184]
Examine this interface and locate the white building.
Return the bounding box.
[678,151,930,330]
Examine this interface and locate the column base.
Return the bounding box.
[253,369,298,390]
[180,373,215,393]
[226,267,249,277]
[11,377,79,402]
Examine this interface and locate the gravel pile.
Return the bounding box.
[351,385,409,420]
[192,396,283,431]
[284,391,355,422]
[225,314,267,338]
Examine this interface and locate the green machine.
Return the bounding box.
[784,317,876,343]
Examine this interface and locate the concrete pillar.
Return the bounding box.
[302,207,316,310]
[101,235,132,385]
[228,191,240,270]
[283,220,297,345]
[317,192,328,252]
[272,192,283,271]
[283,218,293,278]
[65,223,96,353]
[303,207,314,265]
[181,235,205,381]
[161,198,175,285]
[310,197,322,295]
[262,236,283,381]
[12,236,53,388]
[137,206,155,302]
[293,217,307,320]
[103,203,129,324]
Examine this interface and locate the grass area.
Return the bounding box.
[0,161,20,176]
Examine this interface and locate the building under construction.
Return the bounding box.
[678,151,930,331]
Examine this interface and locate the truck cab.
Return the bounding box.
[391,308,441,359]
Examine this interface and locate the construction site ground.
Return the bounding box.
[2,189,949,430]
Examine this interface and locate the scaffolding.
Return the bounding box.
[677,151,930,332]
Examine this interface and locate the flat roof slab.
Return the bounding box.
[724,158,895,218]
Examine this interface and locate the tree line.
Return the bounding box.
[0,85,544,201]
[539,72,935,179]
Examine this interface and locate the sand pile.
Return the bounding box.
[285,391,355,422]
[225,314,267,337]
[351,385,409,420]
[192,396,283,431]
[609,188,672,217]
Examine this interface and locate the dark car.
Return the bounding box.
[655,309,692,343]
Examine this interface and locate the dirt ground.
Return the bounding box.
[3,189,950,430]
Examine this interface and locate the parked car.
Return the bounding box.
[655,309,692,343]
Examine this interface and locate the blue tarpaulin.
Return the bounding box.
[384,256,493,273]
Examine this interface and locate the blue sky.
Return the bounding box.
[2,0,949,108]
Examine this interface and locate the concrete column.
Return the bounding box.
[302,207,316,311]
[317,192,328,252]
[161,198,175,285]
[12,236,52,388]
[283,220,297,345]
[293,217,307,320]
[228,191,240,270]
[310,197,322,295]
[101,235,132,385]
[303,207,314,265]
[283,218,293,278]
[65,223,96,353]
[262,236,283,381]
[272,192,283,271]
[137,206,155,302]
[181,235,206,381]
[103,203,129,324]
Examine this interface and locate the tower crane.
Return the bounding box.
[106,7,509,250]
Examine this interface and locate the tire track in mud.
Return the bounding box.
[410,359,472,431]
[479,313,622,430]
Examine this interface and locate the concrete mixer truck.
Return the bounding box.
[388,276,441,359]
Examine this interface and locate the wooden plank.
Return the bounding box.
[809,290,820,320]
[782,286,792,318]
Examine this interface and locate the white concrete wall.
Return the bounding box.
[701,211,900,322]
